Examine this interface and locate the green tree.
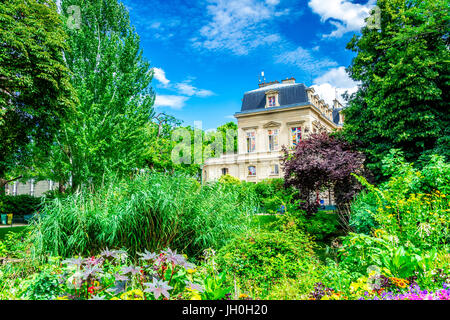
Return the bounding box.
[343,0,449,180]
[0,0,75,193]
[39,0,155,190]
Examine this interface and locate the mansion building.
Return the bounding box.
[203,78,345,183]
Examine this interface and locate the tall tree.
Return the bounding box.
[0,0,75,193]
[40,0,155,190]
[343,0,450,180]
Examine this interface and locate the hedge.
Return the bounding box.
[0,195,42,216]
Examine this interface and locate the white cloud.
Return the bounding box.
[308,0,377,38]
[154,95,189,110]
[275,46,338,76]
[192,0,288,55]
[152,68,215,106]
[312,67,359,105]
[153,68,170,86]
[176,82,215,97]
[314,66,357,88]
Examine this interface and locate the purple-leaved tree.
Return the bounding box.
[281,132,366,218]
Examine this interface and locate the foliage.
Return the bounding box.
[204,122,238,158]
[348,190,380,234]
[251,178,297,213]
[282,132,365,215]
[217,222,321,299]
[218,174,241,186]
[0,229,30,258]
[36,0,155,190]
[0,195,42,216]
[30,172,256,258]
[0,0,75,189]
[0,248,231,300]
[304,211,340,242]
[343,0,450,180]
[351,151,449,249]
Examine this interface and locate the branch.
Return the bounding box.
[5,175,23,184]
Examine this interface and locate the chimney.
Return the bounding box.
[281,77,296,84]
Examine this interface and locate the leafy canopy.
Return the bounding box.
[342,0,450,180]
[0,0,75,182]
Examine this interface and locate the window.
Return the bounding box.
[291,127,302,146]
[268,129,279,151]
[265,90,279,108]
[246,131,256,153]
[271,164,279,175]
[248,166,256,176]
[221,168,229,176]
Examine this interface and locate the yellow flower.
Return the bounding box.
[190,293,202,300]
[120,289,144,300]
[187,268,197,274]
[239,293,249,299]
[110,297,120,300]
[56,296,69,300]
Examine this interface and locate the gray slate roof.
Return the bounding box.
[241,83,309,112]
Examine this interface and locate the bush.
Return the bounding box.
[352,151,450,249]
[30,172,257,258]
[349,191,380,234]
[0,195,42,216]
[216,225,321,299]
[251,178,297,213]
[304,211,340,241]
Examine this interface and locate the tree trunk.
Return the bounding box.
[58,181,66,194]
[0,178,6,196]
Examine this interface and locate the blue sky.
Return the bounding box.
[122,0,376,129]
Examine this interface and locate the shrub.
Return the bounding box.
[218,174,241,185]
[216,225,321,299]
[304,211,340,241]
[30,172,257,258]
[0,195,42,216]
[251,178,297,213]
[349,191,380,234]
[352,151,449,249]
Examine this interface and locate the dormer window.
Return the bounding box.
[265,90,279,108]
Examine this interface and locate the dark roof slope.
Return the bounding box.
[241,83,309,112]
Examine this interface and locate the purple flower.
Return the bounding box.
[62,257,83,266]
[114,273,129,281]
[186,281,204,293]
[82,265,103,280]
[138,250,157,261]
[120,266,140,276]
[143,278,173,300]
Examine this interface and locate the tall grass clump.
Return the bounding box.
[29,172,257,259]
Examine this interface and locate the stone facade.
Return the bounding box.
[5,180,59,197]
[203,79,344,186]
